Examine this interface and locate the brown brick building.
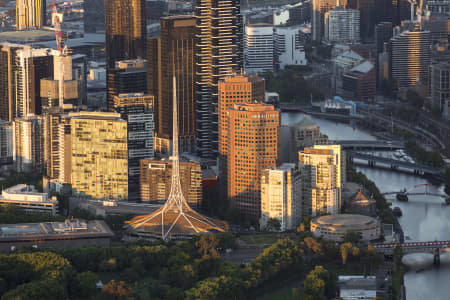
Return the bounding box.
[225,103,280,219]
[140,159,202,208]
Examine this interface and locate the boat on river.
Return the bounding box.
[393,207,402,216]
[396,190,408,202]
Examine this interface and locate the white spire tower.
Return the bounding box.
[126,74,226,240]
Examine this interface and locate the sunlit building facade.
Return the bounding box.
[70,112,128,200]
[218,75,266,196]
[299,145,344,216]
[260,163,302,231]
[105,0,146,69]
[16,0,46,30]
[390,30,432,88]
[226,103,280,219]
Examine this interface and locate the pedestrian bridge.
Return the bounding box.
[382,184,447,199]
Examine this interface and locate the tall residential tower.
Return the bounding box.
[195,0,242,159]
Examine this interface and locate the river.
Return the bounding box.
[282,112,450,300]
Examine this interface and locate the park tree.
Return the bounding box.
[344,231,361,244]
[101,280,133,300]
[303,266,336,299]
[303,237,323,255]
[1,279,66,300]
[265,218,281,232]
[340,243,353,264]
[71,271,99,298]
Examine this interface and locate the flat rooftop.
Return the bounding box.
[0,30,55,43]
[0,219,113,242]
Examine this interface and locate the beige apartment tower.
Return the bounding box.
[70,112,128,200]
[260,163,302,231]
[16,0,46,30]
[299,145,344,216]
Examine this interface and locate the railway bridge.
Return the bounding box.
[373,240,450,265]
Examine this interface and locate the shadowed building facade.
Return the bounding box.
[113,93,154,200]
[312,0,349,41]
[140,159,202,208]
[147,16,196,154]
[106,0,146,111]
[226,103,280,219]
[195,0,242,159]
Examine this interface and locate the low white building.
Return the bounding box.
[0,184,58,215]
[274,26,307,70]
[260,163,302,231]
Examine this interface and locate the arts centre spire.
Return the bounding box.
[126,74,227,240]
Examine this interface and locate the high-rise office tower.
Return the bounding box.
[43,107,71,184]
[13,115,44,173]
[312,0,348,41]
[390,29,431,88]
[16,0,46,30]
[430,62,450,111]
[260,163,302,231]
[195,0,242,159]
[40,54,80,113]
[347,0,375,39]
[226,103,280,219]
[147,16,196,154]
[107,59,147,111]
[105,0,146,69]
[70,112,128,200]
[139,159,202,208]
[375,22,393,54]
[113,93,154,200]
[0,45,56,120]
[244,24,274,74]
[298,145,343,216]
[84,0,105,33]
[218,74,266,197]
[375,22,393,87]
[324,7,360,44]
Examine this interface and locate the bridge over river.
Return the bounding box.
[347,151,441,177]
[373,241,450,265]
[331,140,404,151]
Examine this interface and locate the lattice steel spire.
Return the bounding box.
[126,74,226,241]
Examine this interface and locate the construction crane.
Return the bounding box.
[52,0,68,108]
